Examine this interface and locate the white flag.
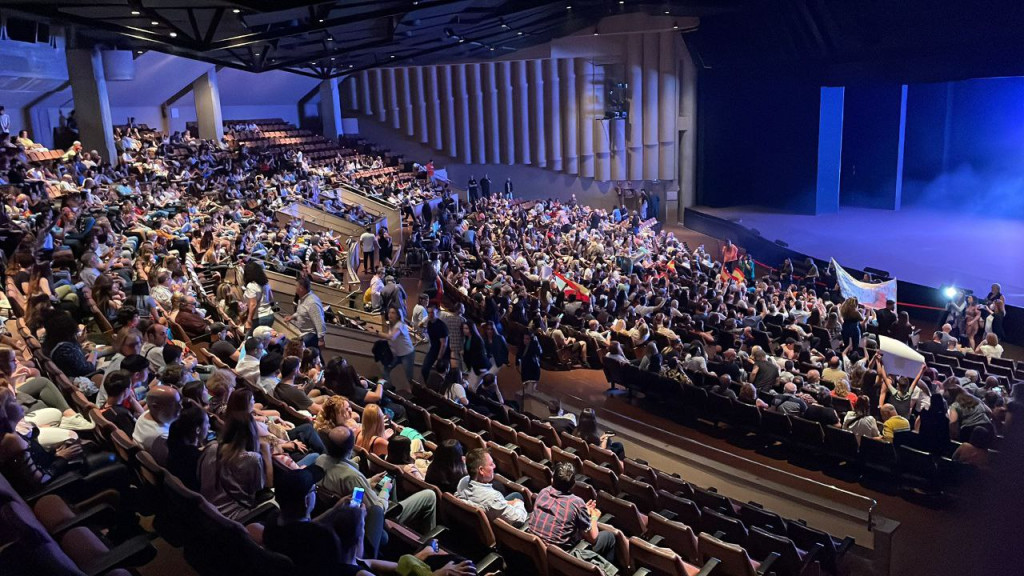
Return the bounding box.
[831,258,897,310]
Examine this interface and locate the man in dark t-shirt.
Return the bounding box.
[263,467,344,576]
[209,322,238,365]
[421,304,449,383]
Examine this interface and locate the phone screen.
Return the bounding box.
[350,487,365,507]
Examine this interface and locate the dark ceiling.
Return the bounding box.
[4,0,727,79]
[6,1,1024,83]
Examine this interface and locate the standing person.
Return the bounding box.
[379,308,415,390]
[359,227,379,274]
[466,175,479,207]
[425,159,435,180]
[377,228,393,268]
[379,276,407,327]
[421,304,450,383]
[243,260,276,331]
[965,294,983,349]
[441,303,466,370]
[648,190,660,222]
[479,174,491,199]
[516,333,542,387]
[721,240,739,272]
[503,177,513,199]
[0,105,10,141]
[839,297,864,351]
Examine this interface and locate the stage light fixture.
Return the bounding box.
[151,21,159,25]
[943,286,958,299]
[232,9,241,14]
[131,10,140,15]
[169,32,177,37]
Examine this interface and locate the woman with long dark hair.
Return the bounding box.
[575,408,625,459]
[199,389,273,520]
[42,311,96,378]
[242,260,275,331]
[424,439,467,494]
[516,333,542,385]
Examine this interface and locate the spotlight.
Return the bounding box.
[151,21,159,25]
[131,10,140,15]
[169,32,177,37]
[943,286,958,299]
[233,9,241,14]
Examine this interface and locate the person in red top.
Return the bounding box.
[425,160,435,180]
[721,239,739,271]
[527,461,616,565]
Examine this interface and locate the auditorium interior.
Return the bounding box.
[1,2,1022,576]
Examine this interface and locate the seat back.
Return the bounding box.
[508,409,533,433]
[657,490,702,529]
[699,532,757,576]
[463,409,493,437]
[692,486,734,515]
[598,490,647,538]
[532,421,562,448]
[572,481,597,503]
[747,526,805,576]
[707,392,735,424]
[88,408,119,451]
[486,441,520,478]
[823,426,860,461]
[452,426,487,452]
[786,521,842,574]
[655,471,694,498]
[550,445,585,471]
[629,536,690,576]
[581,460,619,495]
[587,443,623,475]
[397,468,443,504]
[790,416,825,449]
[732,402,763,430]
[493,518,548,575]
[860,436,898,473]
[546,544,603,575]
[491,420,519,446]
[701,506,748,546]
[440,493,497,551]
[516,455,553,491]
[517,431,551,462]
[647,511,700,563]
[559,431,591,460]
[761,410,793,439]
[623,458,657,486]
[429,413,457,443]
[618,475,658,513]
[737,501,787,535]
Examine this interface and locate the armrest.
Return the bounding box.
[80,534,156,576]
[836,536,855,556]
[570,540,592,554]
[237,500,279,525]
[563,447,577,455]
[800,543,824,570]
[633,458,650,466]
[598,513,614,524]
[24,472,85,505]
[74,489,121,511]
[48,503,116,538]
[419,430,434,441]
[448,417,462,425]
[756,552,781,576]
[515,476,531,486]
[504,443,519,451]
[695,558,721,576]
[647,534,665,547]
[416,525,448,547]
[631,569,652,576]
[539,459,551,468]
[476,552,502,574]
[713,531,726,539]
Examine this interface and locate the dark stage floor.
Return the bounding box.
[697,205,1024,308]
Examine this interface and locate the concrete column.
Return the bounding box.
[593,64,610,182]
[482,62,500,165]
[677,40,698,214]
[513,61,531,165]
[498,62,515,165]
[360,70,373,116]
[66,48,116,162]
[642,33,660,179]
[816,86,844,214]
[576,59,595,178]
[425,66,442,150]
[193,68,224,143]
[546,59,563,172]
[453,64,472,164]
[397,68,413,136]
[562,58,579,174]
[658,32,678,183]
[529,59,546,167]
[610,117,627,180]
[439,65,457,157]
[371,69,386,123]
[467,63,486,164]
[411,67,428,143]
[384,68,400,130]
[345,75,359,113]
[319,78,343,140]
[627,34,644,180]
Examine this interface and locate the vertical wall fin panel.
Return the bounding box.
[412,66,428,143]
[372,68,385,123]
[577,58,595,178]
[425,66,443,151]
[498,61,515,165]
[529,59,547,168]
[562,58,579,175]
[658,32,678,182]
[593,64,610,181]
[482,62,500,165]
[440,65,457,158]
[453,64,472,164]
[397,67,413,136]
[385,67,400,130]
[546,59,563,172]
[360,70,372,116]
[642,32,660,179]
[627,34,644,180]
[467,63,485,165]
[513,61,531,165]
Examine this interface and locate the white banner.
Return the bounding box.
[831,258,897,310]
[878,335,925,377]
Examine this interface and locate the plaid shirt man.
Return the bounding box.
[527,486,590,547]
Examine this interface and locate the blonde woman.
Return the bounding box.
[355,404,391,457]
[831,379,857,405]
[314,395,360,436]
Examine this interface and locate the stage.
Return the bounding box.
[693,205,1024,308]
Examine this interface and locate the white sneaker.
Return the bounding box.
[59,413,96,431]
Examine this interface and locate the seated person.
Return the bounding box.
[456,447,528,528]
[527,461,617,567]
